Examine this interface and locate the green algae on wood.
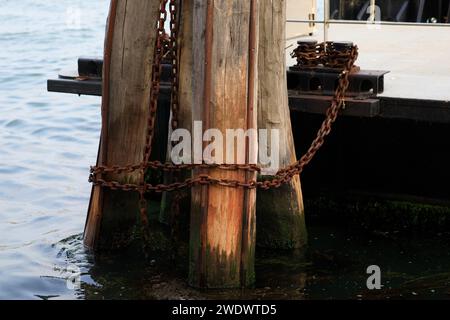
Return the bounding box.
[257,177,308,250]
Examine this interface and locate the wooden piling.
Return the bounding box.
[84,0,161,250]
[256,0,307,249]
[189,0,259,288]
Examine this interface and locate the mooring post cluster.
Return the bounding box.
[85,0,307,289]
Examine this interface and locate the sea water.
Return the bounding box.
[1,0,450,300]
[0,0,108,299]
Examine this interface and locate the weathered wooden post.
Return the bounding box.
[84,0,161,249]
[189,0,259,288]
[256,0,307,249]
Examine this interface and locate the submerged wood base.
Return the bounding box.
[257,176,307,249]
[189,180,257,288]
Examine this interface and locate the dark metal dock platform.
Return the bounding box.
[48,57,450,124]
[47,51,450,205]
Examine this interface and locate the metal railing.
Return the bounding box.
[288,0,450,31]
[287,19,450,28]
[286,0,450,50]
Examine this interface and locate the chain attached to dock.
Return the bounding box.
[89,0,359,215]
[291,40,359,71]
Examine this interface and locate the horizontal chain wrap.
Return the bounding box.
[91,1,359,198]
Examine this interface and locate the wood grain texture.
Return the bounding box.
[85,0,161,250]
[189,0,258,288]
[256,0,307,249]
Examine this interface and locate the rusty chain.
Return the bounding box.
[169,0,180,133]
[90,0,359,205]
[262,43,359,189]
[291,41,358,70]
[138,0,170,230]
[291,41,323,68]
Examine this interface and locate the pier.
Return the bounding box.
[47,0,450,290]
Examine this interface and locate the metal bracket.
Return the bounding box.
[47,57,172,97]
[289,92,381,118]
[287,67,389,97]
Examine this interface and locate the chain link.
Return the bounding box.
[91,162,260,175]
[291,41,358,70]
[169,0,180,133]
[264,44,359,188]
[91,3,359,205]
[138,0,170,232]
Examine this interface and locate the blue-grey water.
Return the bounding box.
[1,0,450,300]
[0,0,109,299]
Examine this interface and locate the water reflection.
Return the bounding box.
[46,224,450,300]
[0,0,108,299]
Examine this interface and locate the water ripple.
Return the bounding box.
[0,0,108,300]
